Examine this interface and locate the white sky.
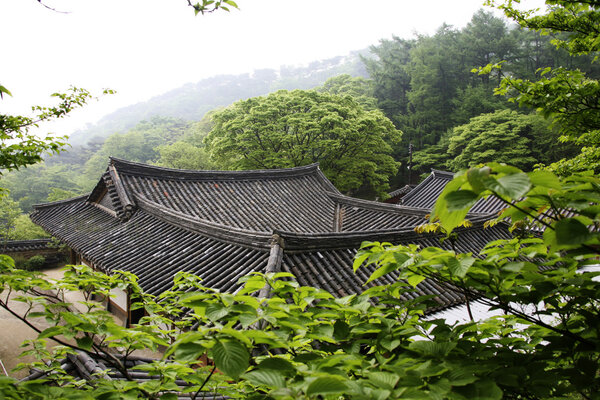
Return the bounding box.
[1,0,545,136]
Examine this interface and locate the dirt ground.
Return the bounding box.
[0,267,62,378]
[0,266,162,379]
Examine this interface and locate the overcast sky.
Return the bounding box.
[1,0,544,136]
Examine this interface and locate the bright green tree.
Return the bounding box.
[10,214,49,240]
[316,74,378,110]
[0,87,100,174]
[0,194,21,241]
[155,141,216,170]
[446,109,573,171]
[83,116,191,184]
[205,90,402,197]
[483,0,600,174]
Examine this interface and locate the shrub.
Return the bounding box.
[24,255,45,271]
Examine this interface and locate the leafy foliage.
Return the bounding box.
[0,165,598,398]
[316,74,378,111]
[186,0,239,15]
[205,89,402,197]
[446,110,572,170]
[366,7,600,183]
[0,87,104,174]
[482,0,600,174]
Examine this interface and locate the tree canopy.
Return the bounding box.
[0,87,102,174]
[446,110,571,171]
[484,0,600,175]
[205,89,402,197]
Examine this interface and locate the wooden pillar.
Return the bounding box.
[333,202,344,232]
[69,248,77,264]
[258,234,284,299]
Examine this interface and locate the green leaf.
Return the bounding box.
[454,379,503,400]
[243,369,286,388]
[467,167,491,194]
[366,261,400,284]
[445,190,479,211]
[409,341,456,358]
[38,326,63,339]
[258,357,296,373]
[555,218,593,245]
[446,366,478,386]
[76,336,93,350]
[406,273,426,288]
[368,371,399,390]
[0,85,12,98]
[206,303,229,322]
[353,249,372,272]
[306,376,348,397]
[333,320,350,340]
[502,261,525,272]
[446,256,475,278]
[212,339,249,379]
[484,173,531,199]
[172,342,205,362]
[432,175,470,233]
[528,170,561,189]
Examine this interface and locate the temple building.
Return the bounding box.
[31,158,511,325]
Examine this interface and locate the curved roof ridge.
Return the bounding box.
[328,192,430,216]
[400,169,452,206]
[133,193,273,249]
[32,194,90,210]
[109,157,335,184]
[276,217,499,251]
[431,169,455,179]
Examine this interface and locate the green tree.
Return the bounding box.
[1,164,83,212]
[83,116,191,184]
[0,87,100,174]
[10,214,49,240]
[46,188,80,203]
[155,141,216,170]
[363,37,414,121]
[446,109,573,171]
[205,89,402,197]
[154,113,219,170]
[316,74,378,110]
[0,166,599,399]
[0,194,21,241]
[483,0,600,174]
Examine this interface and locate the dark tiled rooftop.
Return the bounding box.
[31,159,514,310]
[400,169,505,214]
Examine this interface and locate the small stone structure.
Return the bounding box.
[0,239,68,268]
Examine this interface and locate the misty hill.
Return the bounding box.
[68,50,370,147]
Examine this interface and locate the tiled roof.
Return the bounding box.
[0,239,57,252]
[281,222,512,311]
[86,158,432,233]
[400,169,505,214]
[22,352,227,399]
[31,196,270,296]
[31,159,514,310]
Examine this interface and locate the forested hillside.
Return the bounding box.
[2,2,600,398]
[67,51,369,147]
[1,9,595,238]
